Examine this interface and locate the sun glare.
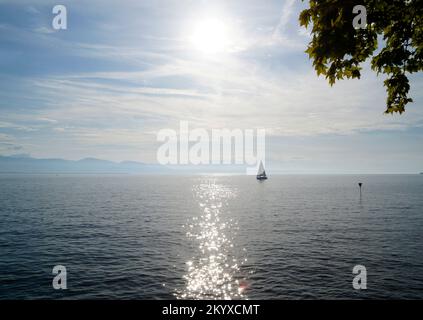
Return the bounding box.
[190,18,229,54]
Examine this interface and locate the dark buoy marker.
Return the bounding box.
[358,182,363,196]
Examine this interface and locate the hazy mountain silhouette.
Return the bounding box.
[0,155,246,174]
[0,155,165,174]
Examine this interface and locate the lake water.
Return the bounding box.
[1,174,423,299]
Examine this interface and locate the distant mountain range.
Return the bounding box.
[0,154,166,174]
[0,155,246,174]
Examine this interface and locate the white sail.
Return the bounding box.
[257,161,265,175]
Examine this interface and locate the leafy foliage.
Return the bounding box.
[299,0,422,113]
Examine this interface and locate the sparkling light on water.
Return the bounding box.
[176,179,248,300]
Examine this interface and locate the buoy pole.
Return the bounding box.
[358,182,362,197]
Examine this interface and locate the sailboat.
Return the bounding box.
[256,161,267,180]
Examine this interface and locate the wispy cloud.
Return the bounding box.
[272,0,296,40]
[33,26,55,34]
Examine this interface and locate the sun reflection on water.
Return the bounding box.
[176,179,248,300]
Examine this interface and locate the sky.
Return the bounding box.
[0,0,422,173]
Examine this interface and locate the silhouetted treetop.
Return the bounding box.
[300,0,422,113]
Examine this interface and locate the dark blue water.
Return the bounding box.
[0,174,423,299]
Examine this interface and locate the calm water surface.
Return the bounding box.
[0,174,422,299]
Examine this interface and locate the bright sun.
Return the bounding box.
[190,18,229,54]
